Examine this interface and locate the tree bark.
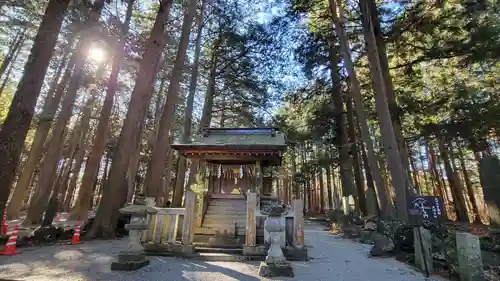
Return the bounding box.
[329,0,393,218]
[0,33,25,97]
[89,0,174,238]
[0,28,26,80]
[327,41,354,199]
[325,164,333,210]
[437,135,468,221]
[62,96,96,213]
[0,0,70,214]
[170,0,206,206]
[346,94,367,216]
[356,0,411,218]
[291,145,299,199]
[457,145,481,222]
[145,0,198,205]
[70,0,134,221]
[360,0,411,179]
[6,45,74,219]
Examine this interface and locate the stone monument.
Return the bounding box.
[258,204,294,277]
[111,194,157,271]
[479,155,500,232]
[456,232,485,281]
[413,227,433,277]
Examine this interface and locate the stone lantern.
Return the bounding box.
[258,204,294,277]
[111,194,157,271]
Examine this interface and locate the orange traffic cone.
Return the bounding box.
[1,224,18,255]
[72,222,81,245]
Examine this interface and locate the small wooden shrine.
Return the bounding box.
[171,127,286,196]
[143,127,306,260]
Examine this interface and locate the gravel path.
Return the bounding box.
[0,220,444,281]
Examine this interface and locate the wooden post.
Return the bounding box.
[195,192,204,228]
[293,199,304,248]
[255,160,262,194]
[245,192,257,247]
[182,191,196,247]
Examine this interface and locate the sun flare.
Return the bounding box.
[88,44,107,63]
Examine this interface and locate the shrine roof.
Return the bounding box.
[171,127,286,151]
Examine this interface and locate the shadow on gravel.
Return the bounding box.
[0,240,263,281]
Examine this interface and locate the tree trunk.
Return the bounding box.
[89,0,174,238]
[408,147,421,191]
[0,0,70,214]
[360,0,411,178]
[327,41,354,200]
[437,135,468,221]
[318,166,325,213]
[325,164,333,209]
[329,0,393,218]
[188,29,223,187]
[62,96,96,213]
[70,0,134,221]
[0,33,25,97]
[0,28,26,80]
[291,145,299,199]
[24,56,106,226]
[346,94,367,216]
[457,145,481,222]
[360,136,380,215]
[6,45,74,219]
[170,0,206,206]
[42,158,71,226]
[355,0,410,218]
[145,0,198,205]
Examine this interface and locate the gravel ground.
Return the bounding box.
[0,220,444,281]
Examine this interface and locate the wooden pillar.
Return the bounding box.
[182,191,196,247]
[245,192,257,247]
[255,160,262,194]
[195,192,204,228]
[293,199,305,248]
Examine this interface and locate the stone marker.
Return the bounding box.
[456,232,485,281]
[111,195,157,271]
[413,227,433,276]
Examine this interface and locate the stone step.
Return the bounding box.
[201,224,246,231]
[200,219,246,224]
[190,253,264,262]
[209,194,246,200]
[206,205,246,209]
[203,215,247,221]
[195,247,243,254]
[205,209,246,215]
[203,215,246,221]
[207,204,247,210]
[194,227,248,236]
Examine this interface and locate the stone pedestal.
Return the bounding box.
[111,198,157,271]
[258,261,294,277]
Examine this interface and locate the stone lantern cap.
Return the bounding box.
[262,204,287,217]
[119,204,158,217]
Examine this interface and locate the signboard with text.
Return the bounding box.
[407,196,444,223]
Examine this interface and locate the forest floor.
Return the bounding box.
[0,220,444,281]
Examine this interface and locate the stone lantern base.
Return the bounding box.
[258,261,294,277]
[111,253,150,271]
